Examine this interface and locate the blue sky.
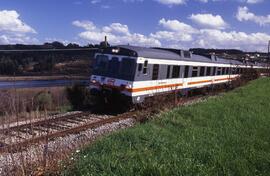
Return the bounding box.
[0,0,270,51]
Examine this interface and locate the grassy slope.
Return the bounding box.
[65,78,270,176]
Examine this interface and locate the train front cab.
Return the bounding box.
[89,53,138,105]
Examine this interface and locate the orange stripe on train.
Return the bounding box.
[127,83,183,93]
[99,78,233,93]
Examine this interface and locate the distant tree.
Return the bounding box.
[87,44,95,48]
[51,41,65,48]
[0,56,19,75]
[66,43,80,48]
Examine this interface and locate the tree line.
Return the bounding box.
[0,41,101,75]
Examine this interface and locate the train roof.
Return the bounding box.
[100,45,266,66]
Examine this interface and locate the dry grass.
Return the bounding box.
[0,87,70,123]
[0,85,74,175]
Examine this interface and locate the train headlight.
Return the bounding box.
[112,48,120,53]
[91,79,97,84]
[125,83,132,89]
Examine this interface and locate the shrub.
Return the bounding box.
[34,91,53,111]
[66,84,93,110]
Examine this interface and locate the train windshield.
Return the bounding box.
[93,55,136,81]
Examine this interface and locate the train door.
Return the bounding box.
[152,64,159,95]
[183,65,190,88]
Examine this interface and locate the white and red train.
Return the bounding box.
[89,45,268,104]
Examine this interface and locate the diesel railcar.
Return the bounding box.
[89,45,267,104]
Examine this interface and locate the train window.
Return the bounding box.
[192,67,198,77]
[184,66,189,78]
[120,58,136,81]
[206,67,211,76]
[93,55,109,75]
[166,65,171,79]
[143,68,147,74]
[108,57,120,76]
[143,60,148,74]
[200,67,205,77]
[172,66,180,78]
[222,67,226,75]
[138,63,143,72]
[217,67,222,75]
[237,68,240,74]
[152,64,159,80]
[144,60,148,67]
[232,68,236,74]
[225,68,229,75]
[228,68,231,75]
[212,67,216,76]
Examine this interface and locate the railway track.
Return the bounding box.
[0,91,216,154]
[0,112,134,153]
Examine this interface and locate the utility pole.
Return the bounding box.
[268,40,270,76]
[268,40,270,62]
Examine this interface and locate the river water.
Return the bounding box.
[0,79,89,89]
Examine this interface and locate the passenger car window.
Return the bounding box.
[166,65,171,79]
[143,60,148,74]
[217,67,222,75]
[222,67,226,75]
[212,67,216,76]
[152,64,159,80]
[138,63,143,72]
[200,67,205,77]
[192,67,198,77]
[184,66,189,78]
[172,66,180,78]
[206,67,211,76]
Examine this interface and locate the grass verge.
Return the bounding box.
[64,78,270,176]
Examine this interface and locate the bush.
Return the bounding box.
[34,91,53,111]
[66,85,93,110]
[241,68,260,81]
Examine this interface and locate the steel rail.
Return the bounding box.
[0,112,91,134]
[0,112,134,153]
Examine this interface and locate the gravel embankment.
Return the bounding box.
[0,116,136,176]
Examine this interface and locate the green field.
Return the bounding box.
[64,78,270,176]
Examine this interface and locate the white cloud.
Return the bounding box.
[246,0,263,4]
[72,20,161,47]
[90,0,101,4]
[150,18,196,44]
[0,10,36,33]
[196,29,270,51]
[0,10,37,44]
[153,18,270,51]
[72,20,96,31]
[159,18,198,33]
[189,13,228,29]
[73,18,270,52]
[236,6,270,26]
[154,0,186,5]
[102,23,130,35]
[0,34,38,44]
[151,30,193,42]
